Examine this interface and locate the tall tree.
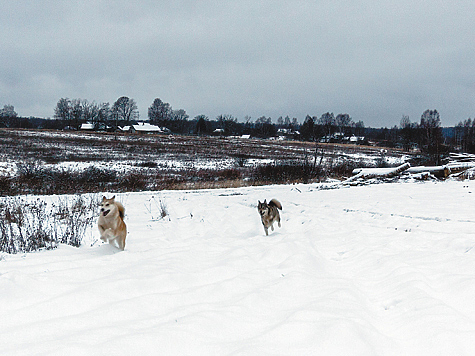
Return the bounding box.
[171,109,189,121]
[420,109,443,163]
[317,112,335,137]
[284,116,291,128]
[112,96,139,127]
[456,118,475,152]
[70,99,83,130]
[54,98,71,125]
[148,98,172,125]
[354,120,365,136]
[217,114,239,135]
[300,115,315,141]
[195,114,208,135]
[0,105,18,127]
[399,115,417,151]
[96,102,111,130]
[335,113,352,134]
[292,117,299,127]
[0,104,17,118]
[82,100,99,125]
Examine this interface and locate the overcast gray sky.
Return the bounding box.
[1,0,475,127]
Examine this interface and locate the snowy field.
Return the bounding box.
[2,180,475,355]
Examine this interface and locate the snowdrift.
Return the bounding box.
[2,181,475,355]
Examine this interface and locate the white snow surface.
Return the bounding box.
[2,181,475,355]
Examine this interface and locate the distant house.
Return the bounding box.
[277,128,291,135]
[277,128,300,140]
[127,122,170,134]
[80,123,94,130]
[349,135,366,144]
[213,128,225,136]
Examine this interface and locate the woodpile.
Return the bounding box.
[344,160,475,185]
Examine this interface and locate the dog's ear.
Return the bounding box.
[102,196,106,201]
[111,195,115,201]
[263,199,267,204]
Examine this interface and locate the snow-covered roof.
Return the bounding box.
[80,123,94,130]
[350,135,365,142]
[131,123,163,132]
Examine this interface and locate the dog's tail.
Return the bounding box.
[269,199,282,210]
[116,202,125,219]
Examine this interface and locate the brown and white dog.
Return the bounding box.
[257,199,282,236]
[98,196,127,250]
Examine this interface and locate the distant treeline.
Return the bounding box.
[3,100,475,156]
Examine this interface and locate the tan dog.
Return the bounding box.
[98,196,127,250]
[257,199,282,236]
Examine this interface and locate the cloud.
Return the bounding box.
[1,0,475,126]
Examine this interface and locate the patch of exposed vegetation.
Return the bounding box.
[0,129,408,195]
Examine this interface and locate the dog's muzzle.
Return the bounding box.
[102,209,110,217]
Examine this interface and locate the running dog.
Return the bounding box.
[98,196,127,250]
[257,199,282,236]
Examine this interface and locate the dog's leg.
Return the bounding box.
[98,225,107,242]
[264,226,268,236]
[101,228,115,242]
[117,236,125,251]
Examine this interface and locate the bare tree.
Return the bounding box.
[399,115,417,151]
[354,120,365,136]
[317,112,335,137]
[455,118,475,152]
[96,102,110,129]
[171,109,189,121]
[400,115,410,129]
[420,109,443,163]
[335,113,352,134]
[284,116,291,127]
[0,105,17,118]
[112,96,139,127]
[300,115,315,141]
[0,105,18,127]
[54,98,71,126]
[80,100,97,125]
[70,99,83,130]
[148,98,172,125]
[195,114,208,135]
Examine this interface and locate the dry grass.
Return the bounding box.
[0,194,97,253]
[0,128,408,195]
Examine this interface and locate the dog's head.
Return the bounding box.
[257,200,269,217]
[100,196,116,217]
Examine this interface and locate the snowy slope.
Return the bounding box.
[2,181,475,355]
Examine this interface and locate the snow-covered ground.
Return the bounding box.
[2,180,475,355]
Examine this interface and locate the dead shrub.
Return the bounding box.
[251,160,321,184]
[0,195,97,254]
[117,171,149,191]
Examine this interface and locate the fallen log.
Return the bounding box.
[406,165,450,178]
[344,161,475,185]
[446,163,475,174]
[345,163,411,183]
